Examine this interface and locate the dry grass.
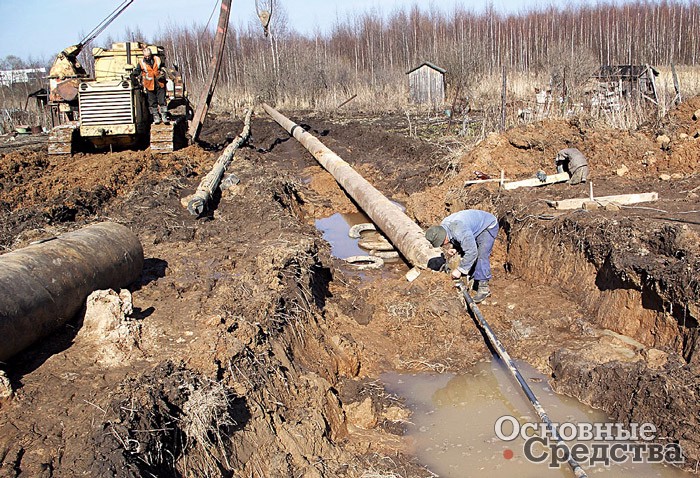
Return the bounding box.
[179,379,235,475]
[207,65,700,141]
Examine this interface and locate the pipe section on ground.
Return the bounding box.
[263,103,441,269]
[0,222,144,362]
[184,108,253,216]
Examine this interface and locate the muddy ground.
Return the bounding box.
[0,99,698,477]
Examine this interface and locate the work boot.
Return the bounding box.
[159,106,170,125]
[472,280,491,303]
[151,107,161,124]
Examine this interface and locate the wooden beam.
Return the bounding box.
[549,192,659,210]
[503,172,570,190]
[464,178,510,185]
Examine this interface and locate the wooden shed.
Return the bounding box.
[592,64,659,104]
[407,62,446,105]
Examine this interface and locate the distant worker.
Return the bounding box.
[132,47,169,125]
[425,209,499,303]
[555,148,588,185]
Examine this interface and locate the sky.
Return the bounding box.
[0,0,552,62]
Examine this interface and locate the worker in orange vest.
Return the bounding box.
[132,47,169,125]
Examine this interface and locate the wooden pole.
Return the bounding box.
[336,94,357,110]
[671,63,682,105]
[187,0,232,142]
[502,172,570,190]
[263,103,442,270]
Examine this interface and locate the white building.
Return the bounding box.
[0,67,47,87]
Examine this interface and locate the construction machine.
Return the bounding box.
[47,1,188,154]
[47,0,269,155]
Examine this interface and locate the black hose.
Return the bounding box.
[457,281,589,478]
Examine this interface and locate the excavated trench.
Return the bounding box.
[500,212,700,471]
[310,195,699,476]
[1,111,699,477]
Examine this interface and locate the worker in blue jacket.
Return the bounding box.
[425,209,499,303]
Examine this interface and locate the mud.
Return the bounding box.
[0,102,698,476]
[384,360,690,477]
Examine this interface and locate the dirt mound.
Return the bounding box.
[0,147,205,211]
[0,108,698,476]
[407,102,700,226]
[665,95,700,134]
[0,146,212,247]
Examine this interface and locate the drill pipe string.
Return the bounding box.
[456,281,589,478]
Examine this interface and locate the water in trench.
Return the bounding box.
[315,210,410,276]
[383,360,690,478]
[315,212,370,259]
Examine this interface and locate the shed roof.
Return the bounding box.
[406,61,446,75]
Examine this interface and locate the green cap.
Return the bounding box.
[425,226,446,247]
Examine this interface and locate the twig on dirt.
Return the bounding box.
[618,204,669,213]
[674,209,700,214]
[83,399,107,415]
[513,214,556,222]
[398,358,449,373]
[620,203,699,215]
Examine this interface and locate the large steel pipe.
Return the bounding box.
[263,103,441,269]
[0,222,144,362]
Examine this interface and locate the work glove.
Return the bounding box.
[535,170,547,182]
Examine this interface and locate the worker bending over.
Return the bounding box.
[555,148,588,185]
[425,209,499,303]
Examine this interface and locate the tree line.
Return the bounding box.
[6,0,700,118]
[149,0,700,108]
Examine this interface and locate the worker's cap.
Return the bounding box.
[425,226,447,247]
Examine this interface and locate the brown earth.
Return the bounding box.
[0,102,698,476]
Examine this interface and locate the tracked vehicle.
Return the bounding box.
[48,40,188,155]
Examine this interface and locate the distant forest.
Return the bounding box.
[144,0,700,106]
[4,0,700,116]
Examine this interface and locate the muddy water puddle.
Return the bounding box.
[383,360,689,478]
[315,211,409,277]
[315,212,369,259]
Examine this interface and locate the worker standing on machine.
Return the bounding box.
[132,47,169,125]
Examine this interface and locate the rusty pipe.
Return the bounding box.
[262,103,441,269]
[184,107,253,216]
[0,222,144,362]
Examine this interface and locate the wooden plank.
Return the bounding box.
[551,192,659,210]
[464,178,510,185]
[503,172,570,190]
